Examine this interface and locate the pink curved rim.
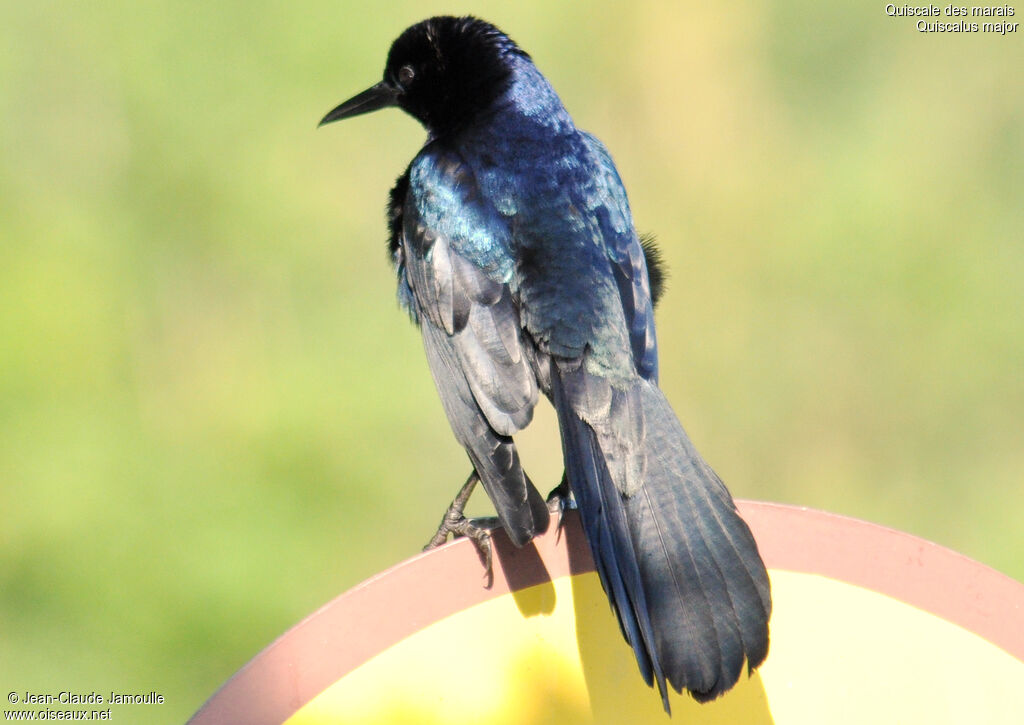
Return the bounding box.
[187,501,1024,724]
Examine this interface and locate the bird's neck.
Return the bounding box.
[440,57,573,145]
[500,57,575,130]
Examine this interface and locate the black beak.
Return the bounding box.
[319,81,399,126]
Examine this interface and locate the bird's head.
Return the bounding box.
[319,16,527,138]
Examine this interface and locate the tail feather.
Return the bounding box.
[555,387,659,689]
[684,462,772,671]
[552,365,770,712]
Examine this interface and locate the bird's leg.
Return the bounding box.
[423,470,495,574]
[546,471,575,538]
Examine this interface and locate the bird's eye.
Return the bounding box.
[398,65,415,87]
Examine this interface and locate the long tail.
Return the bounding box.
[551,362,771,712]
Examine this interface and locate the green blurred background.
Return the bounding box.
[1,0,1021,720]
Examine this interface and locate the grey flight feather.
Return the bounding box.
[402,180,548,546]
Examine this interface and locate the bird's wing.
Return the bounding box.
[398,147,548,545]
[580,131,659,383]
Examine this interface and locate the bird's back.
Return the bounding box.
[441,61,656,385]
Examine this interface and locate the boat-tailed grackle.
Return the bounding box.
[320,16,771,712]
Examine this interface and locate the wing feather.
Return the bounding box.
[581,132,659,382]
[399,145,547,544]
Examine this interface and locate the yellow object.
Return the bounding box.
[285,569,1024,724]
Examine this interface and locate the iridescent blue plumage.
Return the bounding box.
[322,15,770,712]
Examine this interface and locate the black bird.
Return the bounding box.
[320,16,770,711]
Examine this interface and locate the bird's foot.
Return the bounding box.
[424,513,495,574]
[423,471,495,575]
[546,473,575,539]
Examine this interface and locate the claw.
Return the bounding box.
[546,472,575,540]
[423,471,496,578]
